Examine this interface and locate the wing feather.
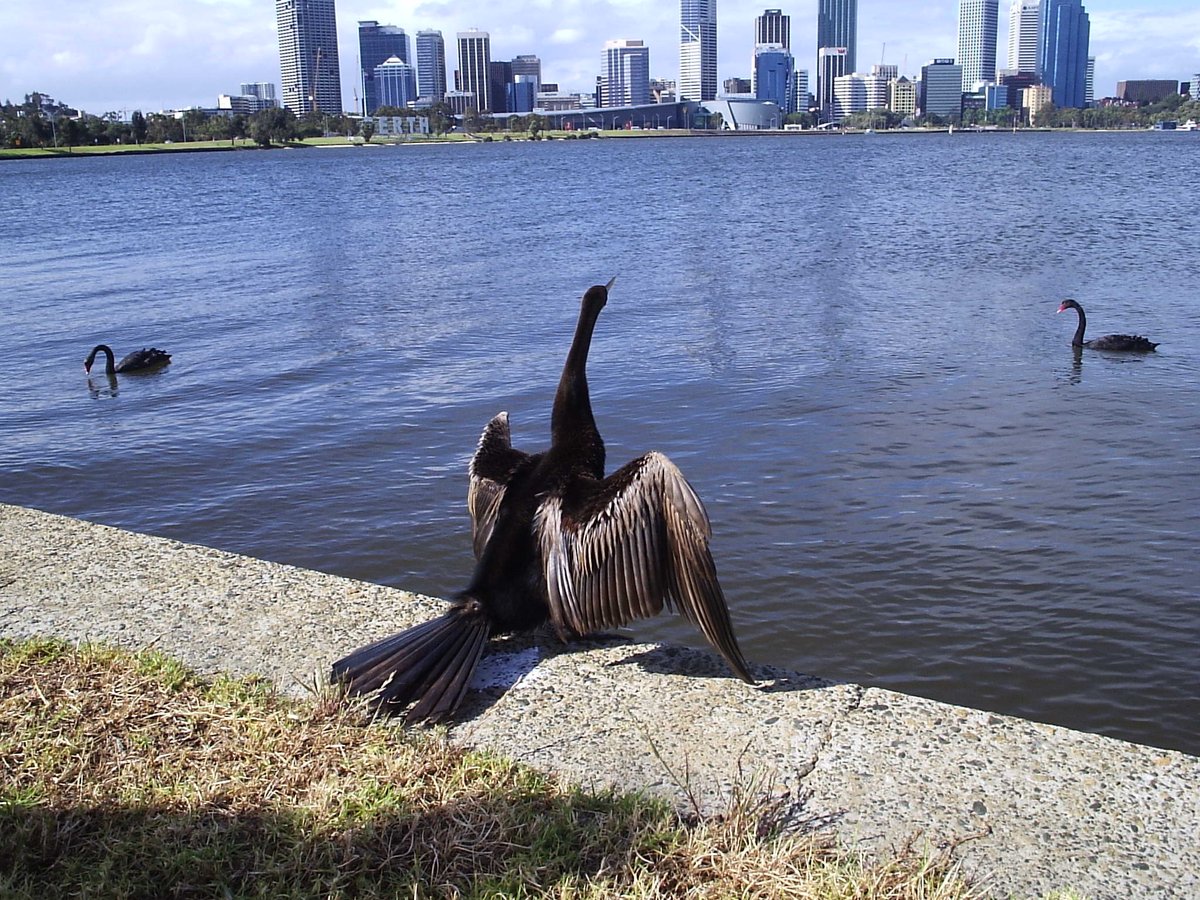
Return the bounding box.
[536,451,753,682]
[467,412,531,558]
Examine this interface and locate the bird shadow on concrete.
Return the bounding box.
[590,640,841,696]
[432,632,842,725]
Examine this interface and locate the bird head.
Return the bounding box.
[582,276,616,313]
[1057,299,1079,314]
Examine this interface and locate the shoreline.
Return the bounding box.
[1,502,1196,899]
[0,126,1178,161]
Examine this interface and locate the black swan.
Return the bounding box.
[332,280,754,722]
[84,344,172,375]
[1057,300,1158,352]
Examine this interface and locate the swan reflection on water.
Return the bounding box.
[87,373,119,399]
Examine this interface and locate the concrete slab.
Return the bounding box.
[2,503,1197,899]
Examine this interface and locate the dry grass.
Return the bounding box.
[1,637,987,899]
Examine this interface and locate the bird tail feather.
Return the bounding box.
[331,606,489,722]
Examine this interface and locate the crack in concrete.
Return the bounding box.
[797,684,867,783]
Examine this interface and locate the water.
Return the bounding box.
[2,132,1198,755]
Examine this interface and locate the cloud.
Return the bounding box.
[550,28,585,46]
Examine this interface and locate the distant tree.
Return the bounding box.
[104,117,129,145]
[58,116,83,148]
[181,108,206,141]
[462,107,484,132]
[425,101,454,135]
[361,120,376,143]
[230,114,248,145]
[251,107,298,146]
[145,113,182,143]
[527,112,545,137]
[843,108,904,130]
[297,110,324,137]
[130,110,147,144]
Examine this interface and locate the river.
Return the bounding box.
[2,130,1197,753]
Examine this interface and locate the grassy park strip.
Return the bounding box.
[0,638,1070,899]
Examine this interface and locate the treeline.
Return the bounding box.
[0,92,378,149]
[840,90,1200,130]
[1032,92,1200,128]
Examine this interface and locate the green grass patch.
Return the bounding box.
[1,637,995,898]
[0,140,264,159]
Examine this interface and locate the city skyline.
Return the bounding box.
[1,0,1197,115]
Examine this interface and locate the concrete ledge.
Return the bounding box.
[1,503,1196,899]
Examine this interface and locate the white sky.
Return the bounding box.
[1,0,1196,115]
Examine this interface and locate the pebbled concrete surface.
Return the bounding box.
[1,503,1197,899]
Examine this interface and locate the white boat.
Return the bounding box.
[1178,119,1198,131]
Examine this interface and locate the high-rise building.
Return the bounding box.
[603,40,651,107]
[1007,1,1041,72]
[920,58,964,119]
[1023,83,1053,122]
[276,0,343,116]
[889,76,916,116]
[795,69,810,109]
[1085,55,1095,106]
[511,55,542,96]
[240,83,278,105]
[753,9,791,95]
[359,22,410,115]
[219,84,279,115]
[443,90,475,115]
[416,30,448,103]
[680,0,718,101]
[508,77,537,113]
[756,9,790,48]
[457,29,493,112]
[817,46,848,120]
[817,0,857,74]
[754,45,794,113]
[832,73,866,122]
[1116,80,1181,104]
[981,83,1007,109]
[817,0,856,114]
[957,0,998,89]
[374,57,418,109]
[1039,0,1089,108]
[1192,74,1200,102]
[830,68,890,122]
[489,60,514,114]
[868,64,895,107]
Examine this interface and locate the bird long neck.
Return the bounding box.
[551,291,606,472]
[88,345,116,376]
[1071,306,1086,347]
[552,301,600,439]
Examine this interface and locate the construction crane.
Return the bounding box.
[308,46,323,116]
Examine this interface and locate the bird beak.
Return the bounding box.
[605,276,617,291]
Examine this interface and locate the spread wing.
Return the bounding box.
[467,412,531,558]
[536,451,753,682]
